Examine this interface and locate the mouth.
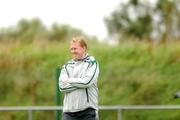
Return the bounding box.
[72,54,78,58]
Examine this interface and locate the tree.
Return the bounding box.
[104,0,180,42]
[105,0,153,41]
[0,18,97,43]
[16,18,47,42]
[154,0,180,42]
[48,23,85,42]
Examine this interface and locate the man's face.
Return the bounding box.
[70,41,86,60]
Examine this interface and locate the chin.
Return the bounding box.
[72,55,78,59]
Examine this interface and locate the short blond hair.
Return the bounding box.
[71,37,87,50]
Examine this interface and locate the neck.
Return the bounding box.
[74,53,87,61]
[81,53,87,59]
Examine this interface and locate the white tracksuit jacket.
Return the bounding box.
[59,54,99,112]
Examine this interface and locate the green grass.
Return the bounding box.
[0,41,180,120]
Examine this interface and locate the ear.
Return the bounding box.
[83,47,87,52]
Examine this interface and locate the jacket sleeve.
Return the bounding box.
[69,61,99,88]
[59,65,77,93]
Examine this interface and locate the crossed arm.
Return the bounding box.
[59,61,99,93]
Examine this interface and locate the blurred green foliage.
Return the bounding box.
[0,40,180,120]
[0,18,95,43]
[105,0,180,42]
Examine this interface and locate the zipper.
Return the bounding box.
[85,88,89,103]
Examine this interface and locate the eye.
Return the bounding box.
[70,48,76,51]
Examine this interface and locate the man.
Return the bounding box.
[59,37,99,120]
